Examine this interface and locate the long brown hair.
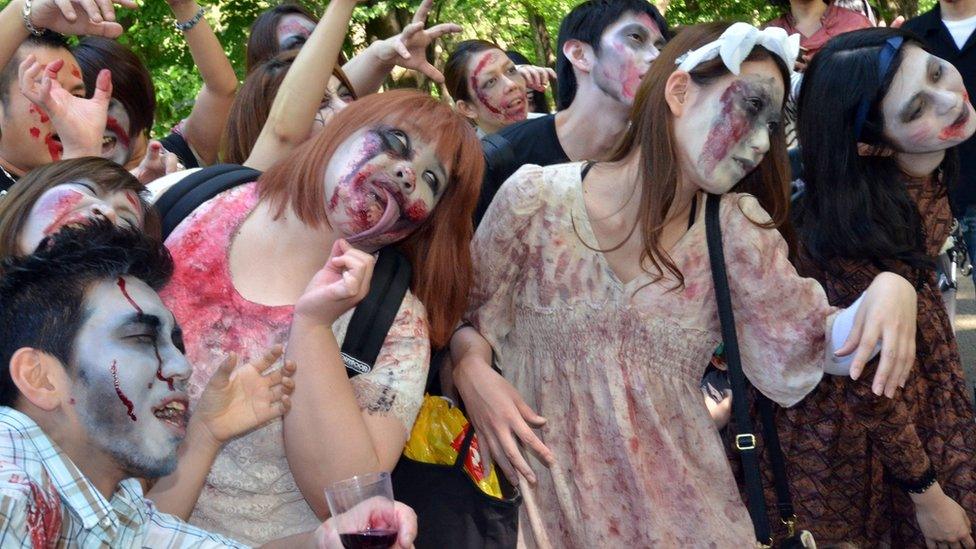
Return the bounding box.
[221,49,356,165]
[608,22,794,287]
[258,90,484,347]
[0,157,158,262]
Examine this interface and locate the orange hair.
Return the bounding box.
[258,90,484,347]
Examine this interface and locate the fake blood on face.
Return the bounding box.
[40,191,86,236]
[470,52,505,118]
[105,116,131,150]
[43,134,61,161]
[110,360,137,421]
[117,277,176,390]
[701,81,751,174]
[29,127,40,139]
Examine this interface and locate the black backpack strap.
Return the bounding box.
[340,246,412,378]
[475,133,517,225]
[704,194,772,546]
[758,392,798,533]
[156,164,262,240]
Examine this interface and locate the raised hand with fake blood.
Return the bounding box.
[25,0,138,38]
[294,239,376,326]
[192,345,296,446]
[131,141,183,185]
[19,55,110,159]
[369,0,461,83]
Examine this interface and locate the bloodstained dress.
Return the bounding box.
[466,163,840,547]
[159,183,429,545]
[756,173,976,546]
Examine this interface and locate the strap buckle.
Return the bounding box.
[735,433,757,451]
[782,514,797,537]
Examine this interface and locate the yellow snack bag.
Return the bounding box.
[404,395,502,498]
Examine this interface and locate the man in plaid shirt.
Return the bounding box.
[0,223,416,548]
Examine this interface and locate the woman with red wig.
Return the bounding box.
[159,89,483,544]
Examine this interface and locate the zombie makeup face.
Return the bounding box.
[101,99,133,165]
[463,48,528,133]
[880,45,976,153]
[311,76,355,135]
[66,276,190,478]
[591,12,666,105]
[672,59,785,194]
[276,14,316,52]
[18,180,145,254]
[0,46,84,170]
[323,125,448,251]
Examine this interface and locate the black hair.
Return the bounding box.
[768,0,828,9]
[506,50,549,113]
[0,33,72,109]
[0,220,173,406]
[73,37,157,140]
[796,27,956,270]
[555,0,669,110]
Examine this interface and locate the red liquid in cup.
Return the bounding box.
[339,529,398,549]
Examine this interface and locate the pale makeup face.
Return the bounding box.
[323,125,448,251]
[102,99,133,165]
[311,76,355,135]
[0,46,84,170]
[18,180,145,254]
[276,14,316,52]
[67,276,190,478]
[879,45,976,153]
[464,48,528,133]
[591,12,666,105]
[672,59,785,194]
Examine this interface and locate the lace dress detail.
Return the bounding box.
[160,183,428,545]
[467,163,835,547]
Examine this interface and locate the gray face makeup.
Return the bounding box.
[69,276,191,478]
[591,12,665,105]
[880,45,976,154]
[276,14,316,52]
[674,60,785,194]
[102,99,132,166]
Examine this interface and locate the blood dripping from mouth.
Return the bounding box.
[117,277,175,390]
[110,360,137,421]
[44,135,61,161]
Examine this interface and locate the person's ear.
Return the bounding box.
[664,70,692,116]
[9,348,68,411]
[562,39,594,74]
[454,99,479,121]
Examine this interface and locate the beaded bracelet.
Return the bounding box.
[174,7,206,32]
[898,466,938,495]
[22,0,46,37]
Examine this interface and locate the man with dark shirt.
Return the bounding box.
[476,0,669,223]
[905,0,976,284]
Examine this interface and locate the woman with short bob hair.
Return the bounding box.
[448,22,919,546]
[160,89,483,543]
[0,157,157,262]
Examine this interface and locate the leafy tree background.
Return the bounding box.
[99,0,936,135]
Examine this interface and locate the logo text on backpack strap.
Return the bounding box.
[341,353,372,375]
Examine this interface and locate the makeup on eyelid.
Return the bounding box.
[469,51,527,123]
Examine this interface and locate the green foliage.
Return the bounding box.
[46,0,929,134]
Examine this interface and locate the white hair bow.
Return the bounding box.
[674,22,801,76]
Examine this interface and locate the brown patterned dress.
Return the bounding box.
[746,173,976,547]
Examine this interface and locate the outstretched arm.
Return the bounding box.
[340,0,460,95]
[244,0,357,171]
[167,0,238,166]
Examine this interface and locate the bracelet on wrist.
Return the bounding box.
[22,0,46,37]
[174,7,206,32]
[895,466,938,495]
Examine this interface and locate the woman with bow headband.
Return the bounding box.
[447,22,919,547]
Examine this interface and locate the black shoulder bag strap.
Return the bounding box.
[340,246,413,378]
[156,164,262,240]
[705,194,801,545]
[704,193,773,546]
[482,133,517,181]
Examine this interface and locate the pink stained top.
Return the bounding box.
[467,163,835,548]
[160,182,429,545]
[765,4,873,58]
